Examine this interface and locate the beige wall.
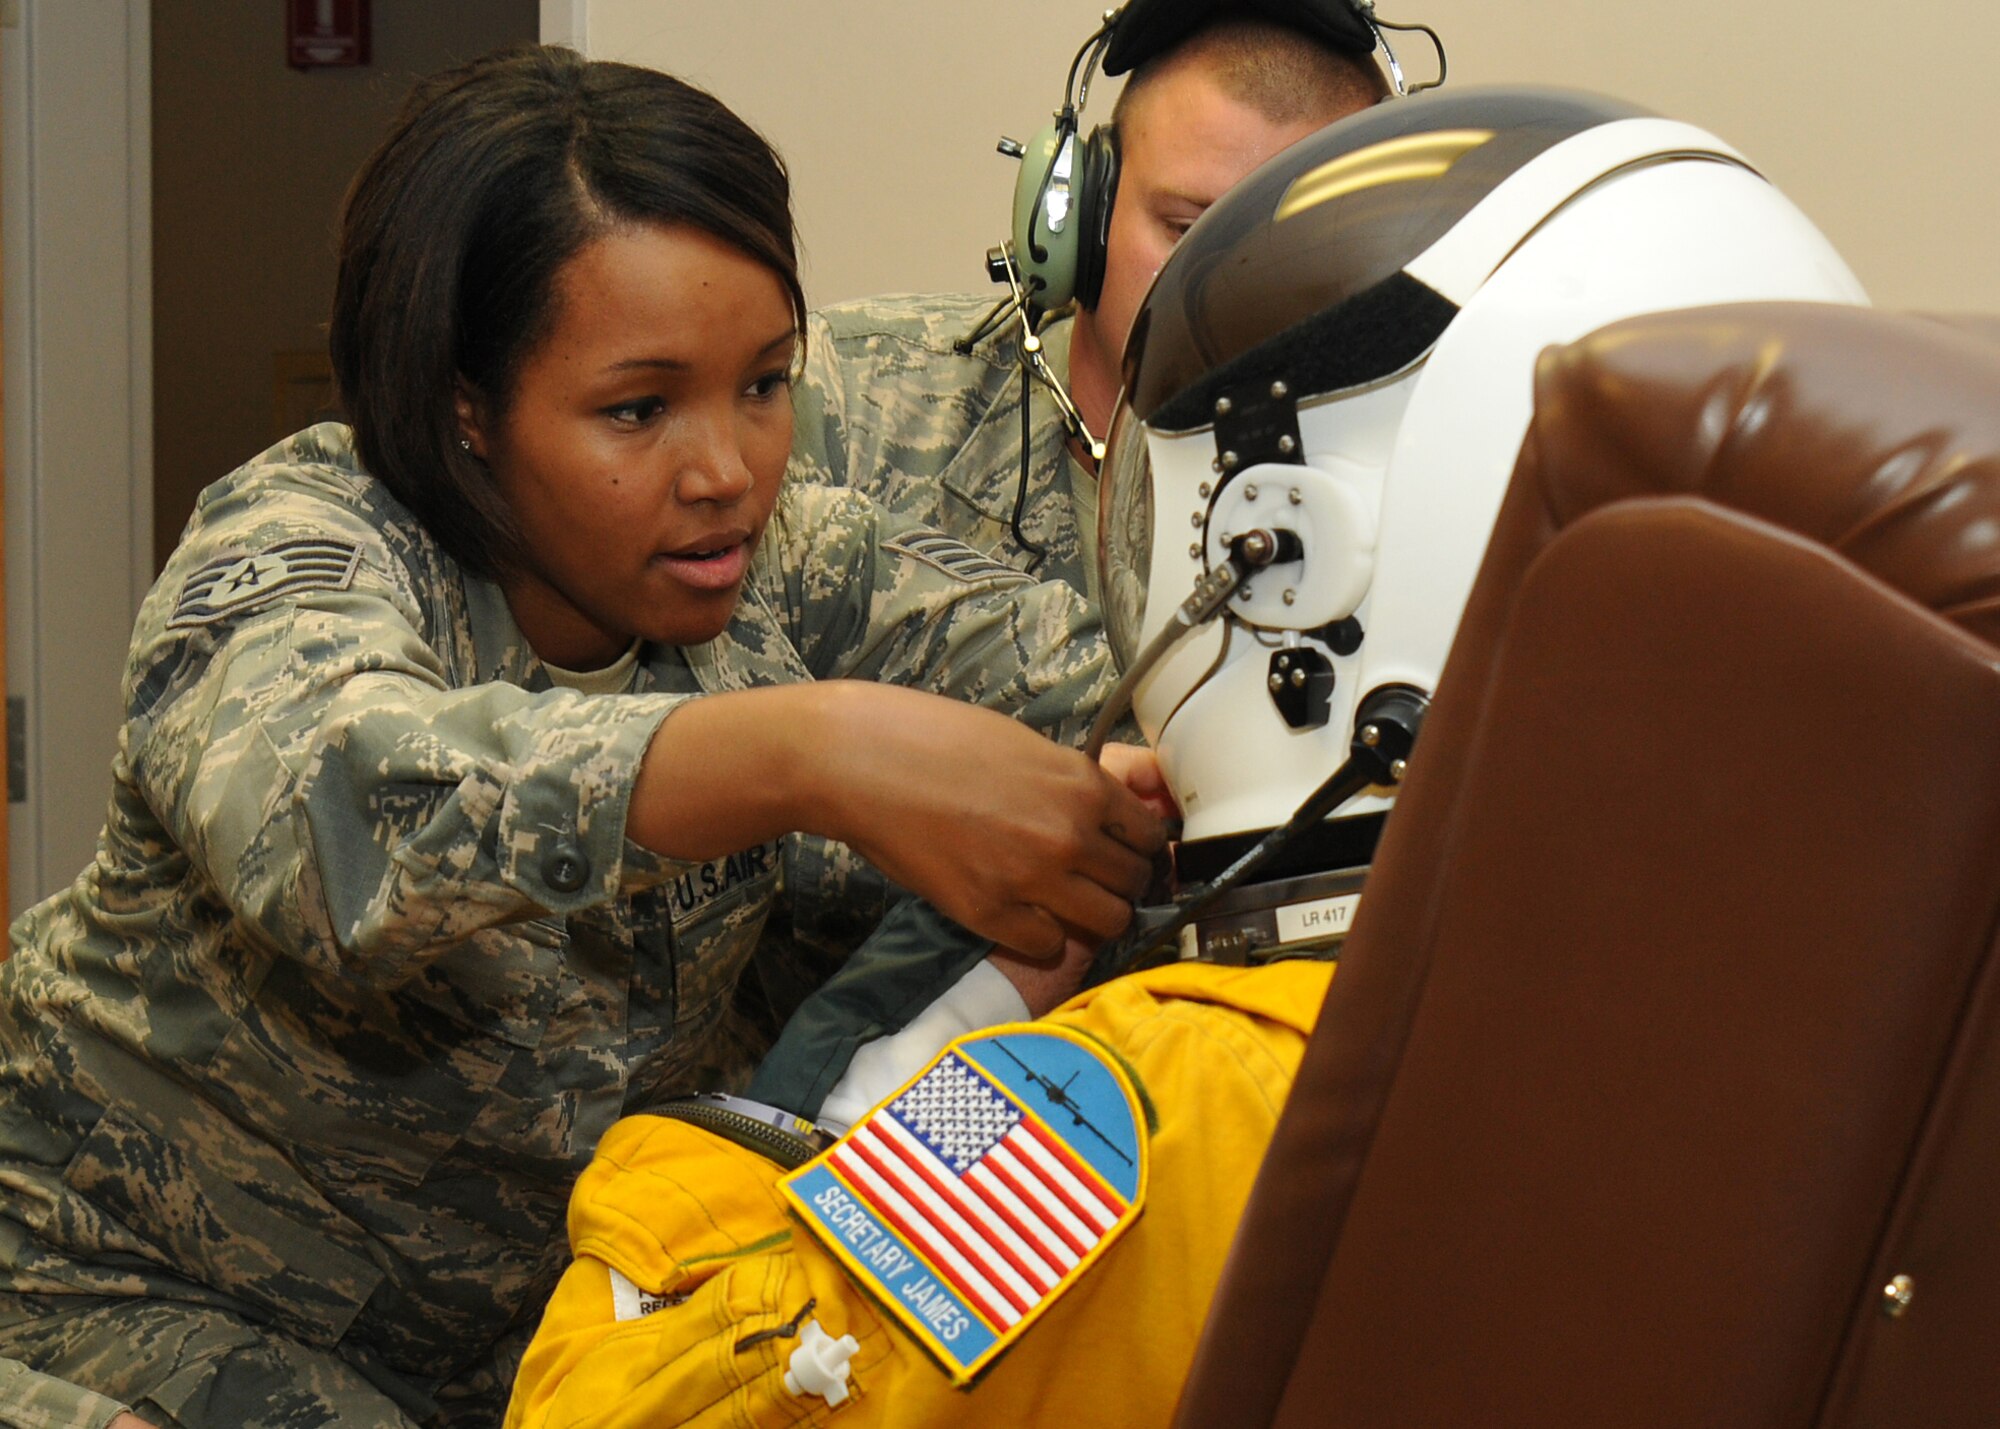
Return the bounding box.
[1397,0,1995,312]
[581,1,1126,308]
[582,0,1996,312]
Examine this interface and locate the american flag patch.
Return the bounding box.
[883,531,1033,586]
[168,538,362,629]
[782,1025,1147,1382]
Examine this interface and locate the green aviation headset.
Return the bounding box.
[1005,0,1442,317]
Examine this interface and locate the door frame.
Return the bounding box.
[2,0,153,916]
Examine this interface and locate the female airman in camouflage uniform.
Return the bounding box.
[0,45,1160,1429]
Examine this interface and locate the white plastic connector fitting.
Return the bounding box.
[784,1319,860,1406]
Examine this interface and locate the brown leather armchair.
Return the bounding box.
[1176,303,2000,1428]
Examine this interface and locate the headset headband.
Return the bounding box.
[1101,0,1381,76]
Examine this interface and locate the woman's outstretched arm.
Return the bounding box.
[627,681,1166,958]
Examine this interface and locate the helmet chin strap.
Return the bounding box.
[1091,681,1428,983]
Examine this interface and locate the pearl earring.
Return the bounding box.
[459,438,473,453]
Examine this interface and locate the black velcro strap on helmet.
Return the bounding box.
[1146,272,1456,432]
[1103,0,1380,76]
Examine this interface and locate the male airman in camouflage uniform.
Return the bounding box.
[786,16,1392,603]
[0,423,1112,1429]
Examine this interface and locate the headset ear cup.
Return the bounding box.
[1012,120,1080,311]
[1073,124,1121,311]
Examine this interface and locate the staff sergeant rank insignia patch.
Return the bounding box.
[782,1024,1147,1384]
[883,531,1034,586]
[168,538,363,630]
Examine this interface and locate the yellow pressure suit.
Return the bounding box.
[505,960,1332,1428]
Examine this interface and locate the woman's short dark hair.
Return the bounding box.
[329,44,805,578]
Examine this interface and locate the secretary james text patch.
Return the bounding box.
[783,1024,1148,1383]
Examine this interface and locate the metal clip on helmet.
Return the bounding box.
[1094,87,1865,966]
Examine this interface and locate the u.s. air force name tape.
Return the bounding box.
[781,1023,1148,1384]
[664,841,778,928]
[883,531,1034,586]
[169,538,362,629]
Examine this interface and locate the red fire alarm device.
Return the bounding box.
[288,0,371,70]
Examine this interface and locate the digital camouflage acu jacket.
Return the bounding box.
[0,424,1110,1390]
[790,293,1097,599]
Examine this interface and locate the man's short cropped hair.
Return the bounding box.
[1111,17,1390,129]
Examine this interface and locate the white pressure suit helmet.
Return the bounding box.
[1090,87,1865,971]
